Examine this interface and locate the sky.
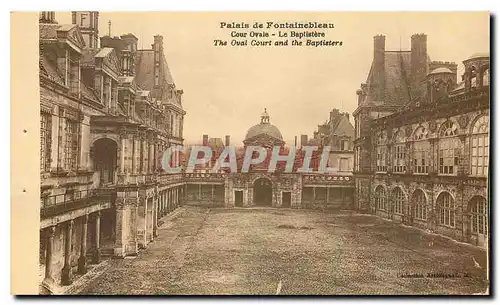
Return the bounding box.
[57,12,490,146]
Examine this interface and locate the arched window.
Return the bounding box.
[471,115,489,177]
[374,186,386,211]
[376,132,387,172]
[411,189,427,220]
[437,192,455,227]
[392,130,406,173]
[482,69,490,86]
[438,121,460,175]
[469,196,488,235]
[412,126,429,174]
[391,187,405,214]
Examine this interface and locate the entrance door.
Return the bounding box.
[282,192,291,208]
[469,196,488,247]
[234,191,243,207]
[253,178,272,206]
[93,138,118,185]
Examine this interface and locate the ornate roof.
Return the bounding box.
[244,109,283,142]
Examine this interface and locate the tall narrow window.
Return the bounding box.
[437,192,455,227]
[471,115,489,177]
[439,121,460,175]
[64,119,78,170]
[413,126,429,174]
[392,130,406,173]
[376,132,387,172]
[392,187,405,215]
[40,112,52,172]
[470,196,488,235]
[374,186,386,211]
[411,189,427,220]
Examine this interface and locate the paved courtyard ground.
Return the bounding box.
[78,206,489,295]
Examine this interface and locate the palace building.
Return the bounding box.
[353,34,490,248]
[39,11,186,293]
[183,109,355,210]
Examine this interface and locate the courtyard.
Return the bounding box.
[78,206,489,295]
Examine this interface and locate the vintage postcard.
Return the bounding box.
[11,11,490,295]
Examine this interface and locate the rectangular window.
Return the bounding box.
[413,141,429,174]
[376,146,387,172]
[64,119,78,170]
[393,144,406,173]
[471,134,489,176]
[439,138,459,175]
[40,112,52,172]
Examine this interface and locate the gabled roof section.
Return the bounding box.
[332,115,354,137]
[39,23,86,51]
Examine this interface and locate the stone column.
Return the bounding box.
[167,189,170,215]
[198,184,202,202]
[148,140,154,174]
[92,211,101,264]
[153,195,158,237]
[114,199,126,258]
[131,135,136,174]
[61,220,74,286]
[211,185,215,203]
[138,196,148,249]
[77,214,88,274]
[120,136,126,174]
[42,226,56,291]
[147,198,154,242]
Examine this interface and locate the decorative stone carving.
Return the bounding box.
[404,126,413,139]
[428,120,438,133]
[458,115,470,129]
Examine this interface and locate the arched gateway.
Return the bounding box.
[253,178,272,206]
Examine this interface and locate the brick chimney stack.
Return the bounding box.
[202,134,209,146]
[300,135,308,147]
[373,35,386,101]
[152,35,164,88]
[225,135,230,147]
[411,33,428,87]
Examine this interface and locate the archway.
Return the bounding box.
[93,138,118,185]
[253,178,272,206]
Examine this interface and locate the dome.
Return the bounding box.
[429,67,453,75]
[244,109,283,141]
[467,53,489,60]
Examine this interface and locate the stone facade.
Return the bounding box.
[38,11,186,294]
[353,33,490,248]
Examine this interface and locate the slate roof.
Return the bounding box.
[382,51,412,105]
[40,51,100,102]
[135,50,175,91]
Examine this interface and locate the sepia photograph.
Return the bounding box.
[10,10,490,296]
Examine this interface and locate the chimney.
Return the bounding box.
[300,135,308,147]
[40,11,57,24]
[202,134,208,146]
[373,35,386,101]
[294,136,297,148]
[411,33,428,87]
[225,135,230,147]
[152,35,163,88]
